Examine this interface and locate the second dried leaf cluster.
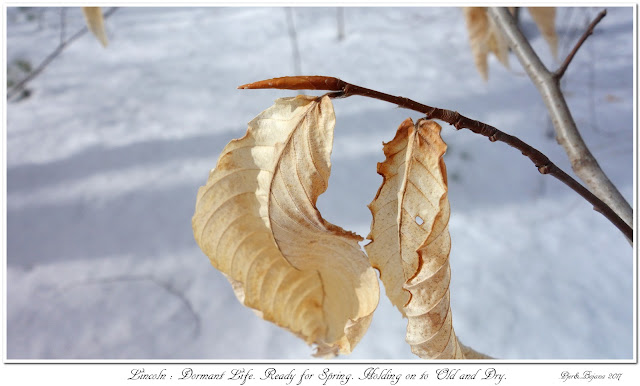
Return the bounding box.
[193,95,489,359]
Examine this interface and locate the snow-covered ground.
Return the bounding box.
[4,6,634,360]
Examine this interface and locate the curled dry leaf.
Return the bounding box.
[82,7,108,47]
[366,118,488,359]
[463,7,509,81]
[192,95,379,357]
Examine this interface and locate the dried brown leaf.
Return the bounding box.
[463,7,490,80]
[527,7,558,58]
[192,95,379,356]
[82,7,108,47]
[365,118,442,316]
[487,13,510,68]
[463,7,509,81]
[367,118,488,359]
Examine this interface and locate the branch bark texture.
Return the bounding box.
[239,76,632,242]
[487,7,633,233]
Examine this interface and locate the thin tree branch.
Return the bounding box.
[238,75,632,242]
[57,274,201,337]
[59,7,66,45]
[555,9,607,80]
[284,7,302,76]
[7,7,118,100]
[487,7,633,237]
[336,7,345,41]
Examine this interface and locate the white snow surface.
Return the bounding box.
[4,6,634,360]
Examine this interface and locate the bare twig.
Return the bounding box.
[284,7,302,76]
[7,7,118,100]
[487,7,632,237]
[336,7,345,41]
[239,75,632,242]
[59,7,66,44]
[57,274,201,337]
[554,10,607,80]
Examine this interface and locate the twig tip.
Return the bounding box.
[236,76,344,91]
